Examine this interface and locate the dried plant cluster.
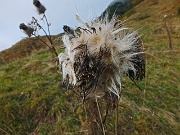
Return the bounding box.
[19,23,34,37]
[19,0,58,66]
[33,0,46,14]
[19,17,45,38]
[59,15,145,101]
[19,1,145,134]
[20,0,47,37]
[58,16,145,134]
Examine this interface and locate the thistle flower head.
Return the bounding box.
[33,0,46,14]
[59,15,145,100]
[19,23,34,37]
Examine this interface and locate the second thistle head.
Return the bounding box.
[33,0,46,14]
[63,25,75,38]
[19,23,34,37]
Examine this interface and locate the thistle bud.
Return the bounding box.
[33,0,46,14]
[19,23,34,37]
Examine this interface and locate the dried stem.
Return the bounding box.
[43,14,52,44]
[31,17,59,68]
[32,17,52,45]
[115,98,119,135]
[129,77,143,92]
[95,97,106,135]
[163,16,173,50]
[34,35,51,49]
[103,103,110,124]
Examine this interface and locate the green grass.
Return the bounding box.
[0,49,86,134]
[1,2,180,134]
[0,35,179,135]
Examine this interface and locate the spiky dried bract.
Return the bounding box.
[33,0,46,14]
[59,15,145,100]
[19,23,34,37]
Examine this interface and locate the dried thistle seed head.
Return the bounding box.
[63,25,75,38]
[33,0,46,14]
[19,23,27,30]
[33,0,40,6]
[19,23,34,37]
[59,14,145,99]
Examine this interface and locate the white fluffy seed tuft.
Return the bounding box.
[58,15,145,99]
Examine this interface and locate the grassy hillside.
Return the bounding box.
[0,35,62,65]
[100,0,144,20]
[0,0,180,134]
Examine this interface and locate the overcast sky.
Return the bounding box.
[0,0,112,51]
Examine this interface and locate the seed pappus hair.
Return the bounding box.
[58,14,145,100]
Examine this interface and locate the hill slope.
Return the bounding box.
[100,0,144,20]
[0,35,62,65]
[0,0,180,134]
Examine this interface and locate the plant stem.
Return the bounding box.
[43,14,52,44]
[95,97,106,135]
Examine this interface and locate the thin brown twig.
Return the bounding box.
[129,77,143,92]
[103,103,110,124]
[34,35,52,50]
[90,105,103,134]
[95,97,106,135]
[43,14,52,44]
[32,17,52,45]
[115,98,119,135]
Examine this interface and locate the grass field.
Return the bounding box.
[0,0,180,134]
